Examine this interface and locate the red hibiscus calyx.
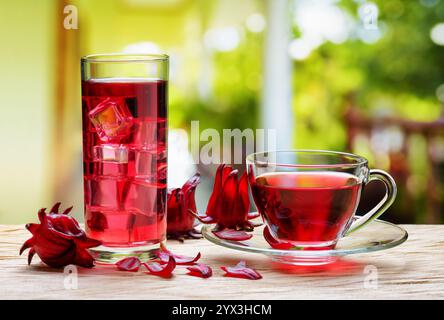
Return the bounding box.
[192,164,258,241]
[167,173,202,241]
[19,203,102,268]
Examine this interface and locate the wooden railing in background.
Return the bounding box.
[345,100,444,224]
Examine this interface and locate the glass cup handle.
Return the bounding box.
[346,169,397,235]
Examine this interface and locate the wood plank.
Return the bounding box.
[0,225,443,300]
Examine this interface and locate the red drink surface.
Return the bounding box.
[251,172,362,245]
[81,78,167,247]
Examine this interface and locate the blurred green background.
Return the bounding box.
[0,0,443,224]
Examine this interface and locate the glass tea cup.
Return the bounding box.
[247,150,396,250]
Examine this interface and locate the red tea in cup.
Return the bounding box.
[251,172,362,247]
[247,150,396,250]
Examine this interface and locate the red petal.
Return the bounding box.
[187,263,213,278]
[213,229,253,241]
[25,223,39,234]
[33,235,73,260]
[19,238,33,255]
[220,261,262,280]
[167,188,180,208]
[143,256,176,278]
[62,206,73,215]
[27,248,36,265]
[263,226,294,250]
[38,208,46,223]
[222,165,233,185]
[167,190,181,214]
[158,251,201,265]
[223,170,238,199]
[181,173,201,195]
[50,202,61,214]
[182,174,200,218]
[116,257,141,272]
[47,213,85,239]
[221,171,239,227]
[205,165,225,220]
[238,172,250,216]
[73,247,96,268]
[231,173,250,228]
[41,248,77,268]
[75,236,102,249]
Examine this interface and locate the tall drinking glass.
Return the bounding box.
[81,54,168,263]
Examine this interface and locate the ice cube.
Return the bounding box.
[133,118,166,148]
[126,180,166,215]
[94,161,128,177]
[127,146,167,181]
[92,144,129,177]
[93,144,128,163]
[126,209,157,230]
[88,98,134,142]
[84,176,122,209]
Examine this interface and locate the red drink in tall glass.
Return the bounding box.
[81,78,167,248]
[81,54,168,263]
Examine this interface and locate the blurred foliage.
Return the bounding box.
[294,0,443,150]
[173,0,444,147]
[170,31,262,134]
[168,0,444,223]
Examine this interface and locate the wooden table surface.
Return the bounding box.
[0,224,443,300]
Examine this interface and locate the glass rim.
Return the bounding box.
[81,53,169,63]
[246,149,368,169]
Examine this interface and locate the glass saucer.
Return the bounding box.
[201,215,408,266]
